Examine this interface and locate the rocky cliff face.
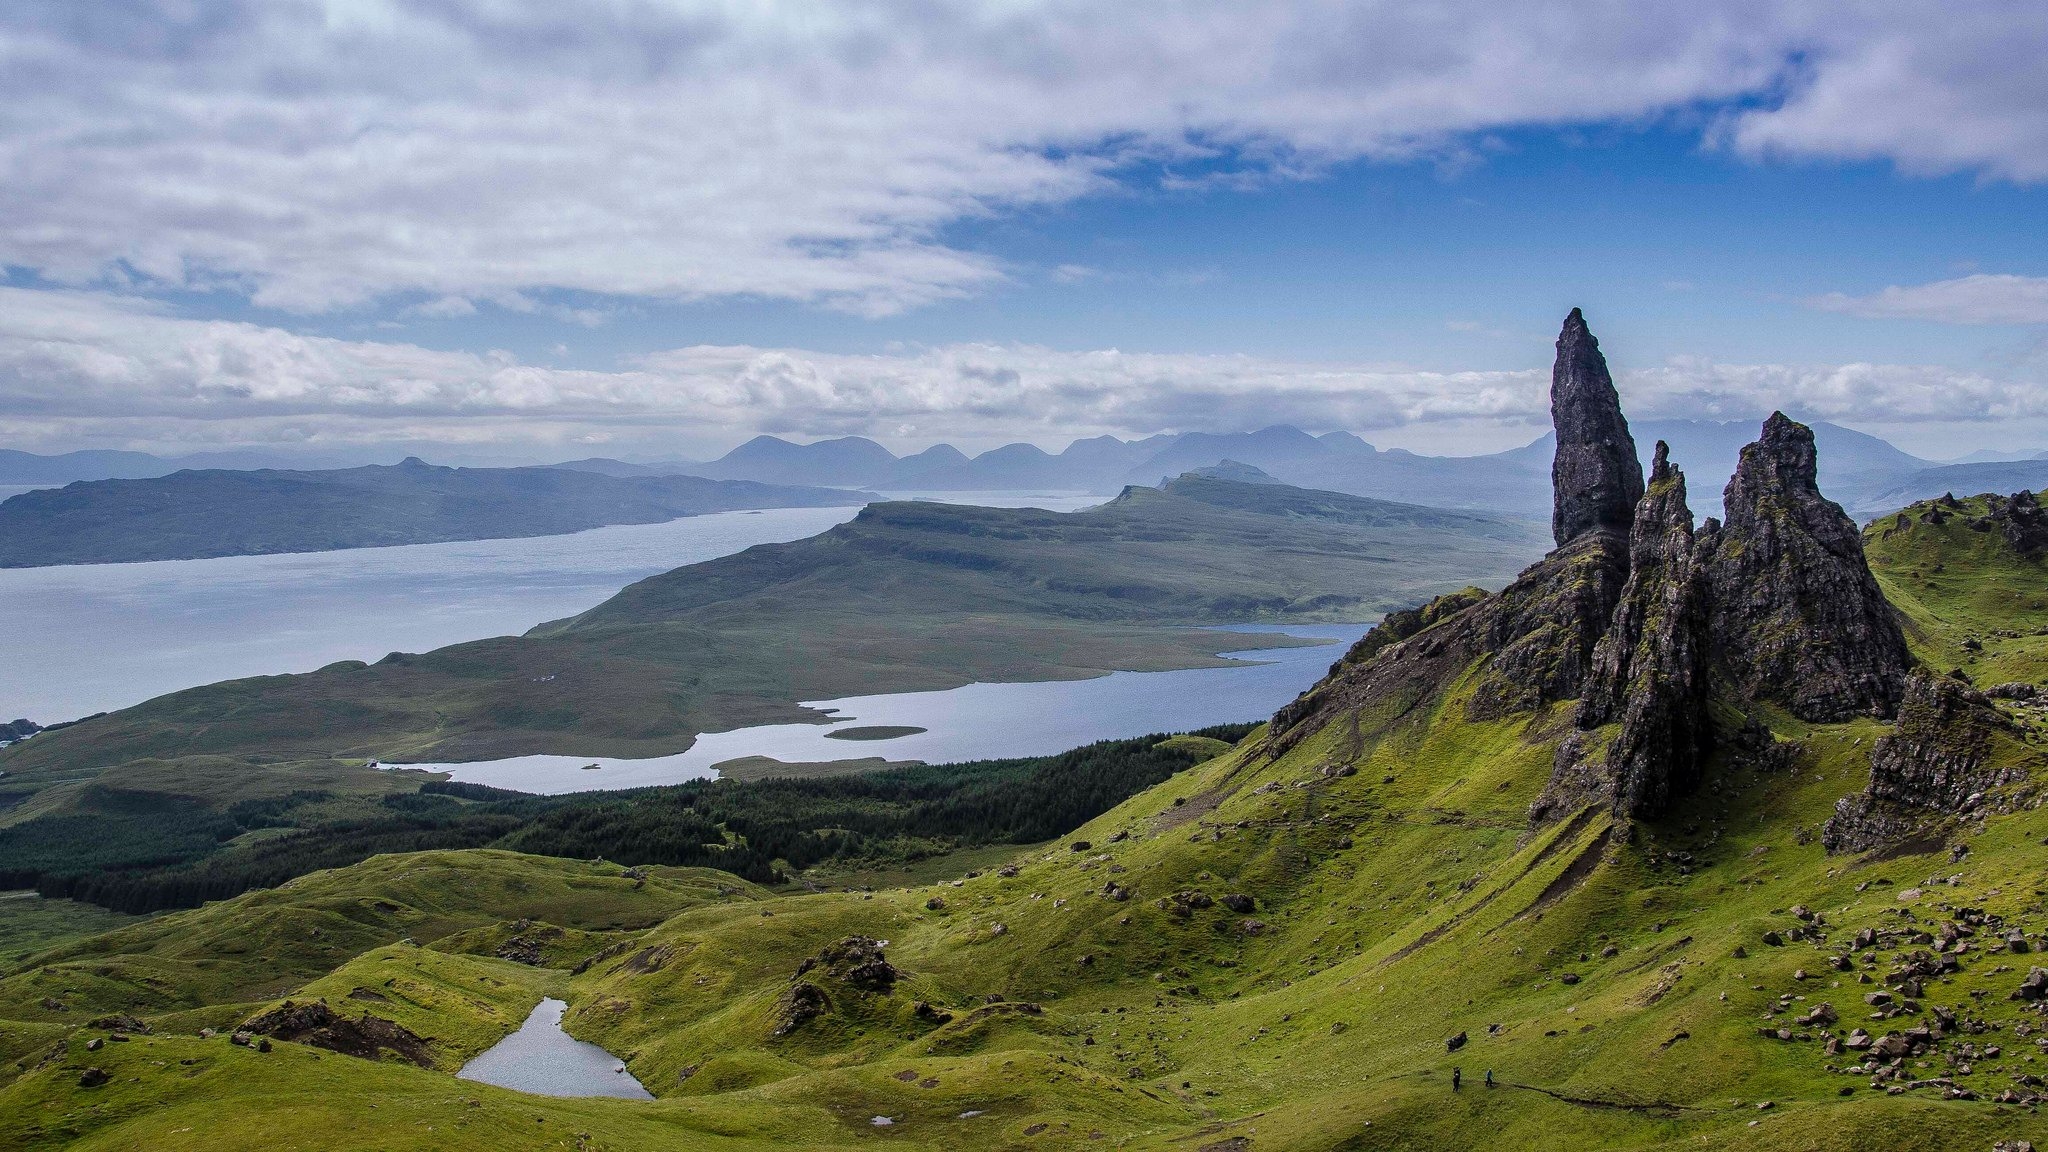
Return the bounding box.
[1822,674,2024,853]
[1695,413,1910,722]
[1550,308,1645,548]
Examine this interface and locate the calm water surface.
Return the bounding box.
[0,493,1101,723]
[407,623,1364,794]
[458,998,652,1099]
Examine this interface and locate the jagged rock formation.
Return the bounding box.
[1537,443,1710,820]
[1269,316,1922,828]
[1550,308,1645,547]
[1822,674,2026,853]
[1695,413,1910,722]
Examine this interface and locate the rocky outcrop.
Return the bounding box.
[1550,308,1645,547]
[794,935,900,993]
[1262,529,1627,759]
[1822,674,2025,853]
[1696,413,1910,722]
[1537,443,1710,820]
[241,999,433,1066]
[1989,490,2048,554]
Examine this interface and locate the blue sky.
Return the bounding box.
[1,2,2044,460]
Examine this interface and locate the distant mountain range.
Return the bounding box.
[10,419,2046,530]
[0,460,869,567]
[664,419,2048,521]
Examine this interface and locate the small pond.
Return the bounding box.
[457,998,652,1099]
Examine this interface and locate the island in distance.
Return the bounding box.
[0,458,872,567]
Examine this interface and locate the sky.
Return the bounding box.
[2,1,2046,464]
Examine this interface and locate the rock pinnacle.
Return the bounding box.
[1550,308,1645,547]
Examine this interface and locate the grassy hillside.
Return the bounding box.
[1,476,1540,778]
[1865,493,2048,686]
[0,459,865,566]
[0,852,760,1024]
[0,495,2039,1149]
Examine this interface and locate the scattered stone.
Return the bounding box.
[78,1067,108,1088]
[1446,1031,1468,1053]
[2013,967,2048,1001]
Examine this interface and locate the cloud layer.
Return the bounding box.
[1810,274,2048,325]
[2,2,2044,314]
[2,287,2034,455]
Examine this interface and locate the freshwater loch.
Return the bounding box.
[404,623,1366,794]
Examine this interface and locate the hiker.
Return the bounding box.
[1451,1067,1461,1090]
[1484,1069,1494,1088]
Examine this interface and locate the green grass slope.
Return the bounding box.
[1866,493,2048,687]
[0,852,760,1026]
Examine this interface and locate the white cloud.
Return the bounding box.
[0,3,2041,316]
[2,287,2038,454]
[1721,7,2048,181]
[1808,274,2048,325]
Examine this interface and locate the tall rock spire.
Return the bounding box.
[1696,412,1911,721]
[1535,441,1710,821]
[1550,308,1645,547]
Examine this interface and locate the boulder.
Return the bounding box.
[2013,967,2048,1002]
